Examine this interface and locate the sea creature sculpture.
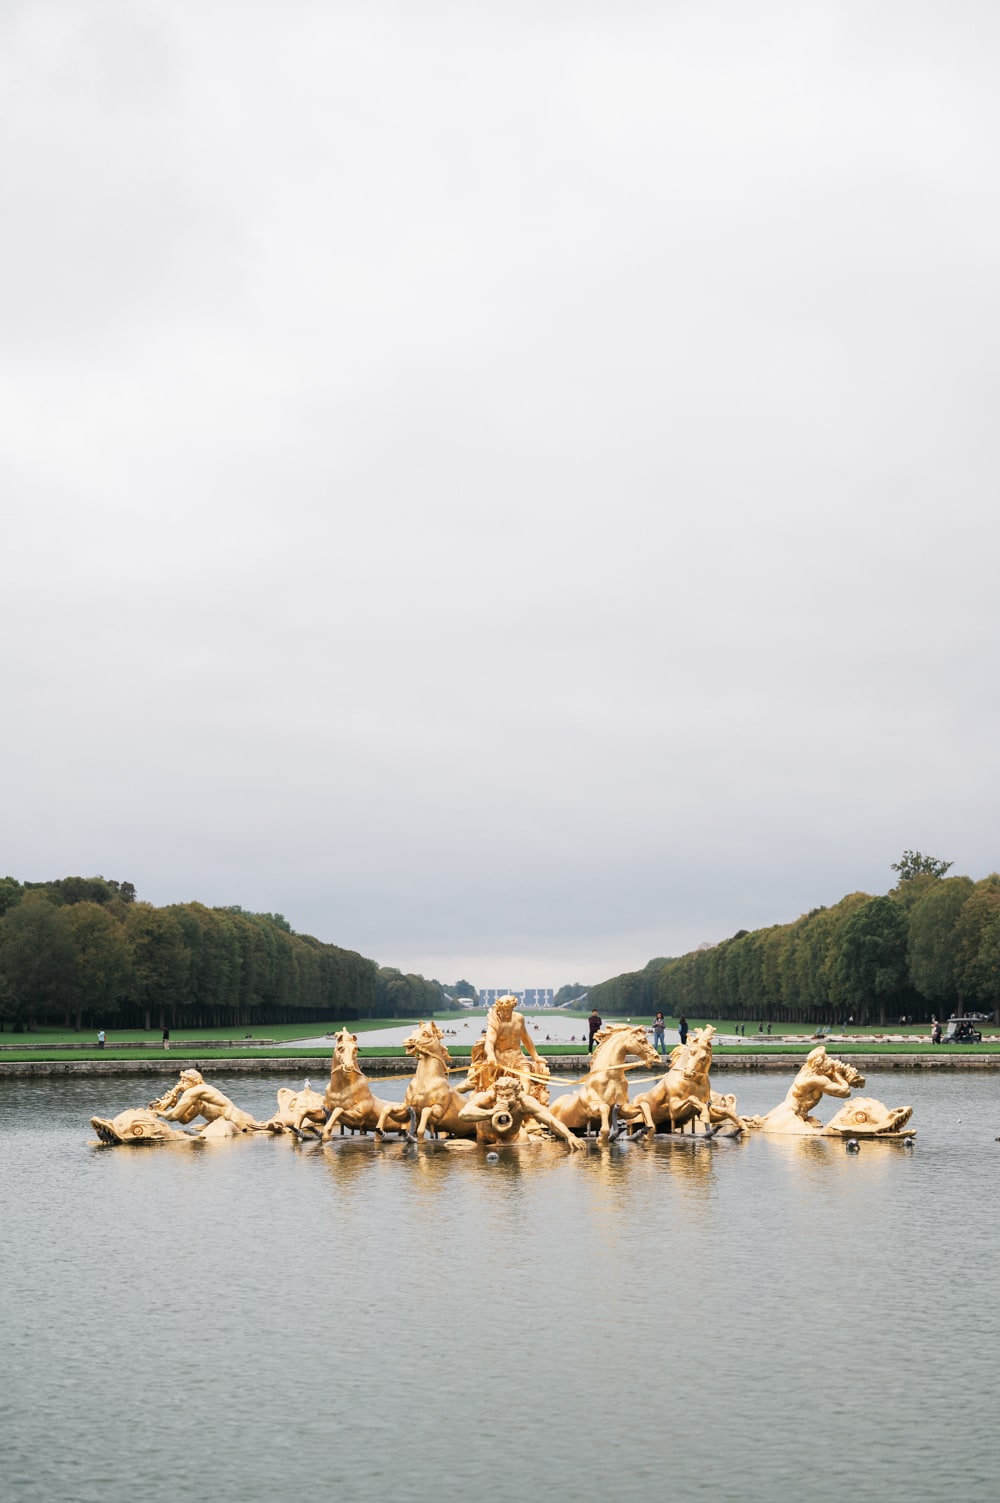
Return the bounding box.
[823,1099,915,1138]
[321,1028,411,1140]
[743,1046,864,1134]
[90,1109,241,1145]
[458,1073,586,1149]
[548,1024,661,1139]
[92,1109,195,1144]
[745,1047,915,1137]
[383,1019,475,1140]
[147,1069,261,1132]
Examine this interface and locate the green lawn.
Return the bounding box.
[3,1013,997,1064]
[0,1018,418,1047]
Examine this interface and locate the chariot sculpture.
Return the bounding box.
[90,1022,916,1150]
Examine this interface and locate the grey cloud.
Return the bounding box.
[3,1,999,986]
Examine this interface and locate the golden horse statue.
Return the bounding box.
[624,1026,747,1136]
[548,1024,661,1139]
[381,1020,475,1141]
[321,1028,411,1140]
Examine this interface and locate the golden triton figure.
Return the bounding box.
[746,1047,915,1137]
[458,1072,585,1149]
[147,1069,261,1132]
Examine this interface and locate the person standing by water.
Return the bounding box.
[588,1008,603,1052]
[97,1029,106,1050]
[652,1012,666,1054]
[677,1015,689,1047]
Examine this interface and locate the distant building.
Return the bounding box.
[479,988,555,1009]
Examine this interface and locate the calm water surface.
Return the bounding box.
[2,1069,999,1503]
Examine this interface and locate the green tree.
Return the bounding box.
[906,875,974,1009]
[891,850,953,883]
[833,896,909,1024]
[554,983,589,1005]
[952,876,1000,1019]
[0,876,23,918]
[0,892,75,1028]
[125,903,191,1029]
[64,902,131,1029]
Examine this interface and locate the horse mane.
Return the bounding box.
[592,1023,644,1047]
[406,1020,450,1061]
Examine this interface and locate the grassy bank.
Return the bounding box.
[2,1014,997,1065]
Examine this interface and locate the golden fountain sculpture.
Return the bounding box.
[480,992,552,1104]
[149,1070,261,1131]
[90,1028,916,1147]
[549,1022,660,1139]
[322,1028,411,1140]
[745,1047,915,1138]
[624,1026,748,1137]
[91,1067,257,1143]
[458,1071,585,1149]
[260,1082,328,1139]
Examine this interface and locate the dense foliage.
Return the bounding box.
[591,859,1000,1026]
[0,876,452,1032]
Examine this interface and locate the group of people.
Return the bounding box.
[585,1009,689,1057]
[650,1011,688,1053]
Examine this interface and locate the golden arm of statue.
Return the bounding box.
[517,1018,543,1064]
[457,1090,497,1124]
[814,1074,854,1100]
[148,1081,184,1112]
[522,1096,585,1150]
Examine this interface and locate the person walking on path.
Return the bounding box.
[97,1030,106,1050]
[162,1027,170,1051]
[588,1008,603,1052]
[677,1015,689,1047]
[652,1012,666,1054]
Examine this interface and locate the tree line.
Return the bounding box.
[0,876,461,1032]
[589,853,1000,1026]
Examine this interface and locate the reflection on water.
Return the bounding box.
[2,1070,1000,1502]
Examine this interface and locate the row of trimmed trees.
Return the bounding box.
[591,859,1000,1027]
[0,876,454,1031]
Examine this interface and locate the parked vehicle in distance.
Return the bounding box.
[942,1016,989,1044]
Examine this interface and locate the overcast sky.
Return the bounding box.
[3,1,999,990]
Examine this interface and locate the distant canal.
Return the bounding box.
[3,1069,999,1503]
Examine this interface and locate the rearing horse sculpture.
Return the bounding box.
[624,1025,747,1136]
[321,1028,410,1141]
[548,1024,661,1139]
[380,1020,475,1141]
